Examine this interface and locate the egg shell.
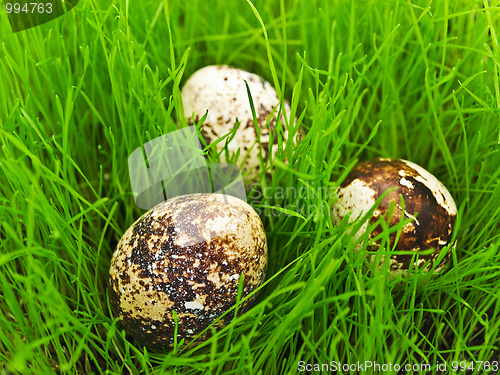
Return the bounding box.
[181,65,292,177]
[109,193,267,347]
[332,158,457,276]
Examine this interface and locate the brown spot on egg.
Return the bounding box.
[109,193,267,347]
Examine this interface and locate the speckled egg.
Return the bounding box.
[109,193,267,347]
[181,65,293,178]
[331,158,458,276]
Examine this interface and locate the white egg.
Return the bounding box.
[181,65,293,178]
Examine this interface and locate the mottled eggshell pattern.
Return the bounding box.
[109,193,267,347]
[181,65,292,177]
[331,158,457,276]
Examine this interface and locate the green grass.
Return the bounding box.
[1,0,499,373]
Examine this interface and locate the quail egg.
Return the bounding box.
[331,158,457,276]
[181,65,294,178]
[109,193,267,347]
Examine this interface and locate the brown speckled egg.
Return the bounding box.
[331,158,458,276]
[109,193,267,347]
[181,65,293,178]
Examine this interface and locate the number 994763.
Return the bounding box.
[5,2,53,14]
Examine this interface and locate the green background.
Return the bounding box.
[0,0,499,373]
